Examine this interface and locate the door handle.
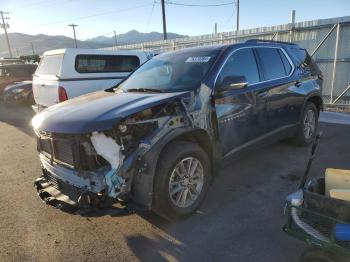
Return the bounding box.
[295,81,302,87]
[41,84,46,87]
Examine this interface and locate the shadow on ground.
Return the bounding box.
[0,103,35,136]
[123,123,350,261]
[1,104,350,261]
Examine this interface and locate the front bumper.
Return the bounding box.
[34,154,113,209]
[34,170,82,208]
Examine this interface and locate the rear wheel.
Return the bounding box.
[153,141,210,220]
[292,102,318,146]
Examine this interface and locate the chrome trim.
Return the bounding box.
[214,45,296,89]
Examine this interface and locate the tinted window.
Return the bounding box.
[256,48,286,80]
[218,48,260,85]
[278,49,292,75]
[75,55,140,73]
[290,48,308,66]
[36,54,64,75]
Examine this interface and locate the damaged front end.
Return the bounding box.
[33,99,199,210]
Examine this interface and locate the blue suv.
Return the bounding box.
[32,40,323,220]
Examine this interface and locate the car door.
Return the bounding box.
[254,47,300,131]
[214,47,269,157]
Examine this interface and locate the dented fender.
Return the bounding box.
[132,126,215,207]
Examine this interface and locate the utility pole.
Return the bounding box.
[0,11,13,58]
[214,23,218,34]
[68,24,78,48]
[113,30,117,50]
[30,42,35,55]
[236,0,240,31]
[290,10,296,42]
[161,0,167,40]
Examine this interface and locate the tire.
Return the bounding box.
[292,102,319,146]
[153,141,211,220]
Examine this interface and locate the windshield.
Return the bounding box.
[119,49,219,92]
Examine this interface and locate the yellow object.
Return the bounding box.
[325,168,350,197]
[329,189,350,201]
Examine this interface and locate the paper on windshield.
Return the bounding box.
[185,56,211,63]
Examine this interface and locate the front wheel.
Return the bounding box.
[153,141,211,220]
[292,102,318,146]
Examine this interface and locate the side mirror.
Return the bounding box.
[217,75,248,93]
[221,76,248,89]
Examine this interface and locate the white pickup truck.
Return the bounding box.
[32,48,153,112]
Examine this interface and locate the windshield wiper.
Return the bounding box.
[127,88,163,93]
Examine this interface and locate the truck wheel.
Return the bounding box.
[292,102,318,146]
[153,141,210,220]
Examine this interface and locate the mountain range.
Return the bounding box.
[0,30,187,57]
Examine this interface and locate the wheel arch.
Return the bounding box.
[131,128,216,208]
[298,93,323,125]
[306,94,323,114]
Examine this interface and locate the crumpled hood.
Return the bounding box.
[32,90,190,133]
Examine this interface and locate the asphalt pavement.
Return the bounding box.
[0,104,349,262]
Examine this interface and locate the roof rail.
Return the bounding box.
[245,39,297,46]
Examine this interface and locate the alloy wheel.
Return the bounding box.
[168,157,204,208]
[304,109,316,140]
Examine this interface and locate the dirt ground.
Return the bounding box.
[0,104,349,262]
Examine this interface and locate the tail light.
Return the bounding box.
[58,86,68,102]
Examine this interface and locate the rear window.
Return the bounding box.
[256,48,289,80]
[290,48,314,69]
[75,55,140,73]
[290,48,307,66]
[36,54,63,75]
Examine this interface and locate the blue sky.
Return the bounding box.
[2,0,350,40]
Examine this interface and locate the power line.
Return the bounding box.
[219,8,235,28]
[145,1,156,32]
[100,31,115,37]
[164,1,236,7]
[37,0,76,9]
[11,0,56,10]
[39,3,154,26]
